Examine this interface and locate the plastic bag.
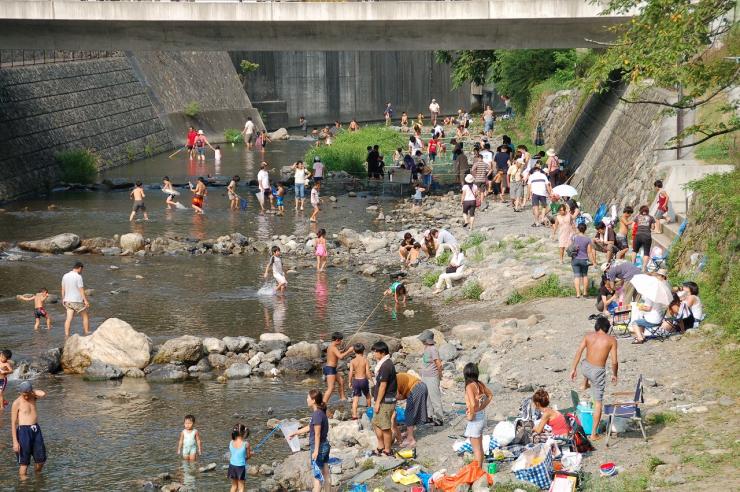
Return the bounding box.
[512,444,554,489]
[492,421,516,447]
[560,451,582,472]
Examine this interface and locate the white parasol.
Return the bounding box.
[630,274,673,305]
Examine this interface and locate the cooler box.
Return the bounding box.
[576,403,594,436]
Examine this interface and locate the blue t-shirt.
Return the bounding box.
[572,235,592,260]
[309,409,328,448]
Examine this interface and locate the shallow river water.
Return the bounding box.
[0,142,437,490]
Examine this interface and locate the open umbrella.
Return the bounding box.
[552,184,579,197]
[629,274,673,305]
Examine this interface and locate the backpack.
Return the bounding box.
[575,215,587,227]
[565,413,596,453]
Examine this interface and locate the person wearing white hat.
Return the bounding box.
[193,130,214,162]
[461,174,480,228]
[545,148,560,186]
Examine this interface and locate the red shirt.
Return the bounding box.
[187,130,197,146]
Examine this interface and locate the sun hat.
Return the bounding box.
[197,130,204,135]
[464,174,474,184]
[314,156,321,162]
[418,330,436,345]
[546,148,557,157]
[19,381,33,393]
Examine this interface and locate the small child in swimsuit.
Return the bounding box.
[348,343,372,420]
[18,289,52,330]
[384,280,407,305]
[310,182,321,223]
[129,181,149,222]
[263,246,287,293]
[177,414,202,461]
[315,228,328,272]
[162,176,178,209]
[276,182,285,216]
[0,349,14,408]
[214,145,222,162]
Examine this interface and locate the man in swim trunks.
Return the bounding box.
[323,332,354,404]
[61,262,90,337]
[569,316,618,439]
[18,288,52,330]
[12,381,47,479]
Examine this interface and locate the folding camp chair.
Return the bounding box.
[604,375,647,447]
[647,219,688,272]
[610,309,632,337]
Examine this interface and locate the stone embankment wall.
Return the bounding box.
[128,51,264,144]
[233,51,470,128]
[0,56,173,201]
[537,83,675,211]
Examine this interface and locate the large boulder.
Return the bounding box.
[285,341,321,360]
[61,318,152,374]
[438,342,459,362]
[152,335,203,365]
[268,128,289,141]
[18,233,80,253]
[401,329,446,355]
[337,229,361,249]
[347,332,401,354]
[258,333,290,353]
[83,360,124,381]
[223,336,254,353]
[30,348,62,374]
[76,237,117,254]
[203,337,227,354]
[450,322,490,349]
[120,233,145,252]
[225,363,252,379]
[274,451,312,490]
[278,356,315,374]
[364,237,388,254]
[146,363,189,383]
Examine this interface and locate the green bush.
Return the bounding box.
[184,101,200,118]
[55,148,100,184]
[461,232,486,252]
[224,128,244,144]
[506,273,573,304]
[435,250,452,266]
[422,271,441,288]
[304,125,406,175]
[461,281,484,300]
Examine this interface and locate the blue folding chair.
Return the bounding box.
[604,374,647,447]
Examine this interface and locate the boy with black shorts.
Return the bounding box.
[323,332,354,404]
[348,343,372,420]
[18,289,52,330]
[12,381,47,478]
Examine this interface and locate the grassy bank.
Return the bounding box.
[305,126,406,175]
[56,148,100,184]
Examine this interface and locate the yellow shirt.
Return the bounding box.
[396,373,420,399]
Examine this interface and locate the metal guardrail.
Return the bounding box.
[0,50,122,68]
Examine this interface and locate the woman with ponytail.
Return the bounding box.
[288,389,330,492]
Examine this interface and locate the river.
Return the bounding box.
[0,141,437,490]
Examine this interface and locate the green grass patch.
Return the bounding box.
[492,481,539,492]
[183,101,200,118]
[435,250,452,266]
[55,148,100,184]
[581,472,650,492]
[646,411,679,426]
[304,125,406,175]
[422,271,441,288]
[461,280,484,300]
[461,232,487,252]
[224,128,244,144]
[695,133,737,163]
[469,245,487,263]
[505,274,571,304]
[647,455,665,473]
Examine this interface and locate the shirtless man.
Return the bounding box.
[129,181,149,221]
[323,332,354,404]
[616,206,633,259]
[11,381,47,479]
[18,288,52,330]
[348,343,372,420]
[569,317,618,439]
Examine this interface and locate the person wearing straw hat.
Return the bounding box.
[418,330,444,426]
[461,174,479,229]
[545,148,560,186]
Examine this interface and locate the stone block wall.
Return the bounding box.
[0,57,172,201]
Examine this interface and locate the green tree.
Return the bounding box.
[584,0,739,149]
[434,50,497,88]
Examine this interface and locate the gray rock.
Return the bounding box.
[145,364,189,383]
[285,341,321,360]
[223,336,253,353]
[101,247,122,256]
[203,337,227,354]
[120,233,145,252]
[152,335,203,364]
[531,267,547,279]
[199,463,217,473]
[438,342,458,361]
[83,360,124,381]
[208,353,228,368]
[225,363,252,379]
[124,367,145,378]
[278,356,315,374]
[230,233,249,246]
[347,332,401,354]
[18,233,80,253]
[349,468,377,484]
[31,348,62,374]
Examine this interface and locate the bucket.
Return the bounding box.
[576,403,594,436]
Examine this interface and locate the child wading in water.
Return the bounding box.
[315,228,328,272]
[324,332,354,404]
[12,381,47,478]
[18,289,52,330]
[227,423,252,492]
[384,279,407,306]
[310,182,321,223]
[276,182,286,216]
[348,343,372,420]
[177,414,202,461]
[263,246,287,293]
[129,181,150,221]
[162,176,180,209]
[0,349,14,408]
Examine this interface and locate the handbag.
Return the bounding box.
[512,444,554,489]
[566,243,578,258]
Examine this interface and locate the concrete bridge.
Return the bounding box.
[0,0,629,51]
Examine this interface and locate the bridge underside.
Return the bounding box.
[0,18,622,51]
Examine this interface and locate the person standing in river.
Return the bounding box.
[242,116,256,150]
[12,381,47,479]
[189,177,207,215]
[186,126,197,160]
[129,181,149,222]
[62,261,90,337]
[257,162,272,212]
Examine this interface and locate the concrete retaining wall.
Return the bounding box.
[0,56,172,201]
[232,51,470,128]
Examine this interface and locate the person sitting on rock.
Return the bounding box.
[433,252,466,294]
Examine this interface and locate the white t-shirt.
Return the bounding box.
[433,124,444,136]
[294,169,307,185]
[437,229,457,246]
[257,169,270,190]
[429,102,440,113]
[527,171,549,196]
[311,187,320,205]
[62,270,84,303]
[643,300,665,325]
[480,150,493,165]
[244,120,255,134]
[462,184,478,201]
[313,161,324,178]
